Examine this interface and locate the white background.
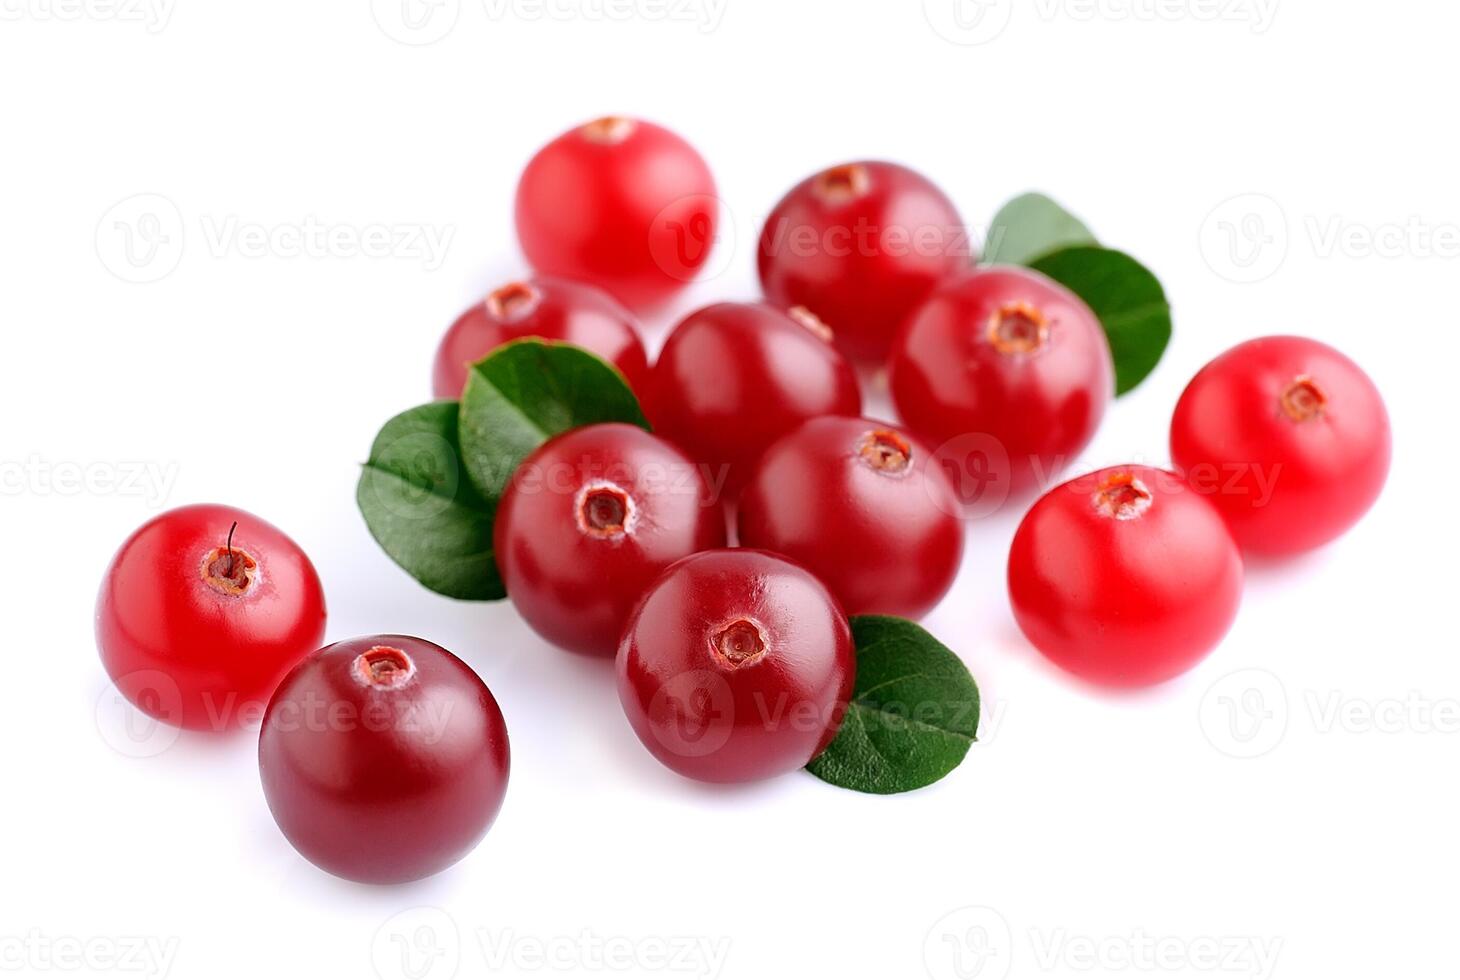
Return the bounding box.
[2,2,1457,978]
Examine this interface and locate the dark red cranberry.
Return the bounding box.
[758,161,969,362]
[616,550,855,783]
[258,635,509,884]
[737,417,964,619]
[646,302,861,497]
[890,266,1113,505]
[432,277,649,399]
[495,423,727,657]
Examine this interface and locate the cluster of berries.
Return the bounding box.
[93,115,1389,885]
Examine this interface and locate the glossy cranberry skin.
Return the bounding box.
[890,266,1114,504]
[258,635,509,884]
[737,417,964,619]
[95,504,327,731]
[515,116,717,308]
[495,423,727,657]
[647,302,862,497]
[758,161,969,362]
[1008,465,1243,688]
[432,277,649,399]
[617,550,854,783]
[1170,336,1391,557]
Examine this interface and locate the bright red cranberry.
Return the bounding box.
[95,504,327,731]
[258,635,508,883]
[647,302,862,497]
[617,550,854,783]
[432,277,649,399]
[758,161,969,362]
[1170,335,1391,557]
[737,417,964,619]
[495,423,727,657]
[1008,466,1243,688]
[514,116,717,308]
[890,266,1114,505]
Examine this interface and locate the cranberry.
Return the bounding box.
[889,266,1114,505]
[646,302,862,497]
[737,417,964,619]
[495,423,727,657]
[1170,335,1391,556]
[758,161,968,362]
[95,504,327,731]
[258,634,509,884]
[432,277,649,399]
[616,550,854,783]
[1007,466,1244,688]
[515,116,717,308]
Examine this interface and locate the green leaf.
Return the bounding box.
[458,339,650,501]
[983,192,1097,266]
[807,616,980,795]
[1028,246,1173,395]
[356,401,504,600]
[356,340,652,600]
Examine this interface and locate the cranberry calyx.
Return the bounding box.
[353,646,415,689]
[1281,375,1327,422]
[576,482,635,538]
[988,301,1049,355]
[712,619,767,668]
[1092,472,1154,521]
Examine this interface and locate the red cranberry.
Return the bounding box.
[1008,466,1244,687]
[95,504,327,731]
[495,423,727,657]
[515,116,717,308]
[890,266,1114,505]
[758,161,968,362]
[258,635,509,884]
[1170,335,1391,556]
[617,550,855,783]
[737,417,964,619]
[646,302,862,497]
[432,277,649,399]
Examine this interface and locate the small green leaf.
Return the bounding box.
[983,192,1097,266]
[458,339,650,500]
[807,616,980,795]
[356,401,503,600]
[1029,246,1173,395]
